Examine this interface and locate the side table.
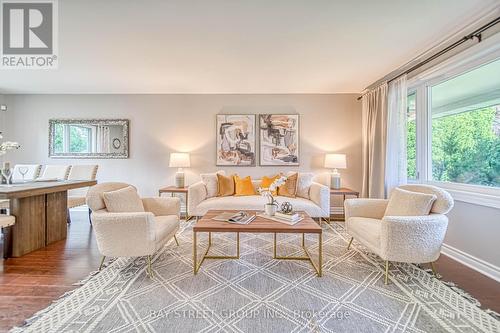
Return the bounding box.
[158,186,193,221]
[330,188,360,221]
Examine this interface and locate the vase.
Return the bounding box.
[264,203,277,216]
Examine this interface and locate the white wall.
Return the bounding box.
[0,94,362,196]
[443,201,500,275]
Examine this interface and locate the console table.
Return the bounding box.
[0,180,97,257]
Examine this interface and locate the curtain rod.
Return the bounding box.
[356,16,500,101]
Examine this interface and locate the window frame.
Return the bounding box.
[406,90,418,181]
[407,36,500,208]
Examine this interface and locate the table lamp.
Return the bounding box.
[324,154,347,189]
[169,152,190,188]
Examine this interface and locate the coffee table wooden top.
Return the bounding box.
[194,210,322,234]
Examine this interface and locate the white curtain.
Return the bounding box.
[385,75,408,196]
[361,83,388,198]
[97,125,110,153]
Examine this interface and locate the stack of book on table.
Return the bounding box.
[275,212,301,223]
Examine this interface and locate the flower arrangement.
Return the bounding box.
[258,175,287,206]
[0,133,20,156]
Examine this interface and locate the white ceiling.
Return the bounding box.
[0,0,498,94]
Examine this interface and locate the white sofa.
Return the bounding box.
[188,177,330,219]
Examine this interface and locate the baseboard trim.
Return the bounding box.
[441,243,500,282]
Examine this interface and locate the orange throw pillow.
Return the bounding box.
[260,175,280,196]
[217,173,235,196]
[278,172,298,198]
[234,175,256,196]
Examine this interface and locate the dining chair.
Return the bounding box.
[38,165,71,180]
[67,165,99,224]
[12,164,42,182]
[0,164,43,213]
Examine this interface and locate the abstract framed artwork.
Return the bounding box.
[216,114,256,166]
[259,114,299,166]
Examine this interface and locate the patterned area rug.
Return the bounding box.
[12,221,499,333]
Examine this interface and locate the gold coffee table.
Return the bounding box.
[193,210,323,276]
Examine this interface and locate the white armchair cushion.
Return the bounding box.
[87,182,132,211]
[345,199,388,221]
[384,188,436,216]
[154,215,180,247]
[346,217,381,252]
[142,197,180,217]
[399,184,454,214]
[201,170,225,198]
[103,186,145,213]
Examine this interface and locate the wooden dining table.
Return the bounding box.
[0,180,97,257]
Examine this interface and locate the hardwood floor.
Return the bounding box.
[0,212,499,331]
[0,210,101,332]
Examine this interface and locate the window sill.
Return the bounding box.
[425,181,500,210]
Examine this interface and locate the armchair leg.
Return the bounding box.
[98,256,106,271]
[347,237,353,250]
[174,235,179,246]
[430,262,437,276]
[147,255,154,278]
[384,260,390,285]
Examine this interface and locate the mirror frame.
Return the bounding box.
[48,118,129,159]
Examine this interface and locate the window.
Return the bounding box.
[53,124,93,153]
[68,125,91,153]
[429,59,500,188]
[53,123,64,153]
[407,92,417,179]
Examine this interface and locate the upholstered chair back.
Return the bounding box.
[398,184,454,214]
[68,165,98,180]
[40,165,71,180]
[12,164,41,181]
[86,182,135,211]
[68,165,99,197]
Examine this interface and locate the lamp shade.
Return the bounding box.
[324,154,347,169]
[169,153,190,168]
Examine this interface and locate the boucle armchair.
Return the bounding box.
[344,184,454,284]
[86,182,181,278]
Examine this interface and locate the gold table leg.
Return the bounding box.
[274,232,323,277]
[347,237,353,250]
[193,232,240,274]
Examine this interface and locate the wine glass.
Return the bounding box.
[18,166,29,182]
[1,168,12,185]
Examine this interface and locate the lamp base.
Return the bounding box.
[331,173,341,190]
[175,172,185,188]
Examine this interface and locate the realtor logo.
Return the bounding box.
[1,0,58,69]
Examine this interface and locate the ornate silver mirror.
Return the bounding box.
[49,119,129,158]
